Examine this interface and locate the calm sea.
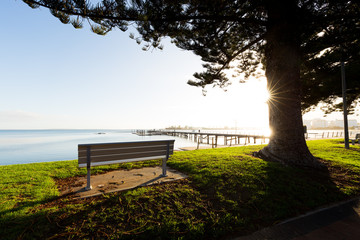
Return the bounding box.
[0,129,350,166]
[0,129,198,165]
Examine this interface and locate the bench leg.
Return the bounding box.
[160,157,167,177]
[85,146,92,190]
[85,168,92,190]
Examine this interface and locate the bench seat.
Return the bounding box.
[78,140,175,190]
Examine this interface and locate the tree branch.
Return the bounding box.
[215,34,265,75]
[24,0,267,25]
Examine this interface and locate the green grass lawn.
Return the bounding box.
[1,139,359,239]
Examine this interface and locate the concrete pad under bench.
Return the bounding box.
[60,166,187,199]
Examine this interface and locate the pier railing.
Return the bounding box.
[306,131,356,139]
[134,129,270,149]
[133,129,358,149]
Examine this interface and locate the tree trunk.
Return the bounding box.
[258,1,323,168]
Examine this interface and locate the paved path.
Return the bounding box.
[235,197,360,240]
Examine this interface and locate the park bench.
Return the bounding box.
[78,139,175,190]
[350,133,360,145]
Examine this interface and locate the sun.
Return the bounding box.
[216,77,270,129]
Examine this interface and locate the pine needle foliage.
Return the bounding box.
[22,0,360,112]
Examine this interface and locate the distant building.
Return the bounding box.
[328,119,358,128]
[304,118,358,129]
[329,120,344,128]
[311,118,328,128]
[303,119,312,128]
[349,119,358,128]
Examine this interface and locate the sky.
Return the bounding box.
[0,1,357,130]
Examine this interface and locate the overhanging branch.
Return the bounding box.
[24,0,267,25]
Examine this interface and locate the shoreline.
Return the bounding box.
[0,128,358,166]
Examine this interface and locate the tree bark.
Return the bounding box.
[258,1,323,168]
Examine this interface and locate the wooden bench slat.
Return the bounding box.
[79,145,174,158]
[78,150,169,165]
[79,155,167,167]
[78,145,174,158]
[78,140,174,150]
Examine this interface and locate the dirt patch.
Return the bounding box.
[56,166,187,199]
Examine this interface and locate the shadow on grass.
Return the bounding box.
[0,196,60,240]
[236,195,360,240]
[185,158,351,238]
[1,155,357,240]
[1,195,57,214]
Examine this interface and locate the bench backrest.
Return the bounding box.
[78,140,175,168]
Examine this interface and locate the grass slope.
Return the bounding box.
[0,139,359,239]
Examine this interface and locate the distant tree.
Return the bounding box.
[22,0,360,168]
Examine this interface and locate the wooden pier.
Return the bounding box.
[134,130,269,148]
[133,129,352,149]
